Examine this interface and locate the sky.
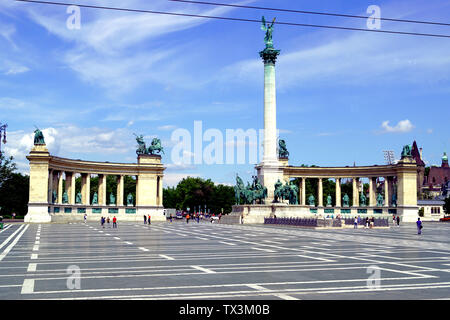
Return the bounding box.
[1,0,449,187]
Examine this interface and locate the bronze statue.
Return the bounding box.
[261,16,276,49]
[33,127,45,145]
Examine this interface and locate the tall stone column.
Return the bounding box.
[318,178,323,207]
[384,177,390,207]
[388,177,394,207]
[257,45,283,203]
[369,177,377,207]
[301,177,306,206]
[335,178,341,207]
[58,172,63,204]
[352,178,359,207]
[396,157,418,221]
[65,172,74,204]
[48,169,53,203]
[98,174,107,205]
[117,175,124,206]
[81,173,90,205]
[158,175,164,206]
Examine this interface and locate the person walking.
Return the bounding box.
[84,214,87,224]
[392,215,396,227]
[101,216,105,228]
[144,215,147,224]
[169,213,173,223]
[417,218,422,235]
[106,216,110,228]
[113,216,117,229]
[365,217,369,229]
[186,213,190,224]
[370,217,374,229]
[148,215,151,225]
[397,215,400,227]
[354,217,358,229]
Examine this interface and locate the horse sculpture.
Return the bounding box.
[148,138,164,155]
[134,134,164,155]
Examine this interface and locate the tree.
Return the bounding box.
[444,198,450,215]
[0,155,29,217]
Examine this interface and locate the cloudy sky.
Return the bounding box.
[1,0,449,186]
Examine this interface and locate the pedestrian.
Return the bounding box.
[144,215,147,224]
[365,217,369,229]
[107,216,110,228]
[169,213,173,223]
[12,212,16,219]
[397,215,400,227]
[148,215,151,225]
[113,216,117,229]
[101,216,105,228]
[354,217,358,229]
[417,218,422,235]
[84,214,87,224]
[197,214,200,223]
[370,217,374,229]
[357,215,361,226]
[186,213,190,224]
[393,215,396,227]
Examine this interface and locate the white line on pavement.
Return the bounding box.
[0,225,29,262]
[159,254,175,260]
[21,279,34,294]
[191,265,215,274]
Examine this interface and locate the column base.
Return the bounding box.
[25,204,51,223]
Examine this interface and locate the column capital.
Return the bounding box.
[260,47,280,64]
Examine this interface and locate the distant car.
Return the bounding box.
[176,212,183,219]
[440,216,450,222]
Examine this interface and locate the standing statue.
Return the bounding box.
[274,179,284,203]
[288,182,298,205]
[92,192,98,205]
[234,174,245,204]
[127,193,134,206]
[261,16,276,49]
[376,193,384,207]
[326,195,333,207]
[308,194,315,207]
[278,139,289,158]
[33,127,45,145]
[360,192,367,207]
[342,194,350,207]
[52,190,57,204]
[391,192,397,207]
[75,192,82,204]
[62,191,68,204]
[109,193,116,205]
[251,176,267,204]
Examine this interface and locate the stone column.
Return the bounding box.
[301,178,306,206]
[81,173,90,205]
[318,178,323,207]
[98,174,107,205]
[369,177,377,207]
[65,172,73,204]
[48,169,53,203]
[335,178,341,207]
[396,158,418,222]
[58,172,63,204]
[257,46,283,203]
[117,175,124,206]
[52,171,59,203]
[388,177,394,207]
[352,178,359,207]
[384,177,389,207]
[158,175,164,206]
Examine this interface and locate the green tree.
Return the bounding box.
[0,155,29,217]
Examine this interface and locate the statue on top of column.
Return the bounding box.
[401,144,412,158]
[33,127,45,145]
[278,139,289,159]
[261,16,276,49]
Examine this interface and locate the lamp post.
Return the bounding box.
[0,123,7,157]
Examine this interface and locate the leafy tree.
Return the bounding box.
[444,198,450,215]
[0,155,29,217]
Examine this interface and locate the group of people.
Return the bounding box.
[101,216,117,228]
[143,214,151,225]
[392,215,401,227]
[353,216,377,229]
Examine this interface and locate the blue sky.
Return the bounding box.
[1,0,449,186]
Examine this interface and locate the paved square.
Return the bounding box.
[0,221,450,300]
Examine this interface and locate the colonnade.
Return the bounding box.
[295,176,396,207]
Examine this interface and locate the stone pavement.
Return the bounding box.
[0,220,449,300]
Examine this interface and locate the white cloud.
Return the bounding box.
[163,173,201,187]
[157,125,177,131]
[380,120,414,133]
